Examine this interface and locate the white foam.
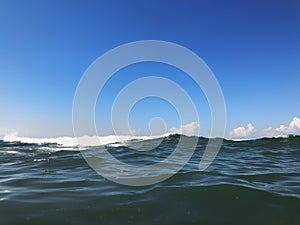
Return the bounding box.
[274,134,289,138]
[4,150,24,155]
[33,158,48,162]
[232,138,248,142]
[3,133,168,147]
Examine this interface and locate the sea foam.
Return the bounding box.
[2,133,170,147]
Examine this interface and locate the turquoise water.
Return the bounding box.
[0,135,299,224]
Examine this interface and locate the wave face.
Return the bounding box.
[0,134,300,224]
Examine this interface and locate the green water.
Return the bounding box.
[0,135,299,224]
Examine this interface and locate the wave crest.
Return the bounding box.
[2,133,171,147]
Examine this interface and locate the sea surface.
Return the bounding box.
[0,134,299,225]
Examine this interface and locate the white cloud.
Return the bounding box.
[262,117,300,137]
[169,122,200,136]
[229,123,256,138]
[230,117,300,139]
[289,117,300,131]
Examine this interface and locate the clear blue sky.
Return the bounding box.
[0,0,299,137]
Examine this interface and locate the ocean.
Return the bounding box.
[0,134,299,225]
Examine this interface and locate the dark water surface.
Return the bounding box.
[0,135,299,225]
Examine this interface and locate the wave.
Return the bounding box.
[2,133,172,147]
[1,132,300,148]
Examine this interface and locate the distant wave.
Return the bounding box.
[2,133,300,147]
[231,134,300,142]
[2,133,172,147]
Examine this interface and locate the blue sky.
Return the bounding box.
[0,0,299,138]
